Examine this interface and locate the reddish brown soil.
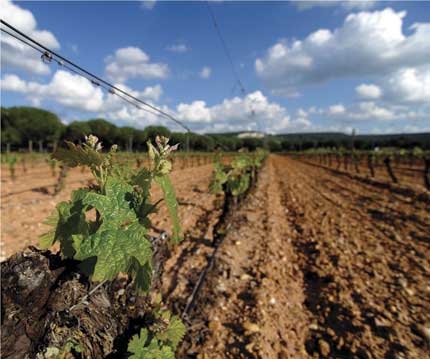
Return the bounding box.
[303,157,428,191]
[1,155,429,359]
[171,156,429,359]
[0,162,216,259]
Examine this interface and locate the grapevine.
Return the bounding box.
[210,148,267,198]
[39,134,186,357]
[6,154,18,181]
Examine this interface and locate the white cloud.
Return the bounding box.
[312,97,430,127]
[105,47,169,82]
[296,108,307,117]
[5,69,427,134]
[105,82,164,107]
[141,0,156,10]
[1,71,104,112]
[328,103,346,115]
[102,90,310,133]
[0,0,60,75]
[199,66,212,79]
[177,101,213,123]
[141,84,163,102]
[175,91,314,133]
[320,101,424,121]
[352,101,395,120]
[355,66,430,104]
[166,43,189,53]
[256,8,430,96]
[0,74,27,92]
[293,0,376,11]
[1,71,164,113]
[384,66,430,104]
[356,84,382,99]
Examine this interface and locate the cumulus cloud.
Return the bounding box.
[1,71,164,113]
[355,66,430,104]
[166,43,189,53]
[1,71,104,112]
[293,0,376,11]
[199,66,212,79]
[356,84,382,99]
[2,70,307,133]
[141,84,163,102]
[174,91,313,133]
[6,68,426,134]
[105,47,169,82]
[256,8,430,96]
[328,104,346,115]
[383,66,430,104]
[0,74,27,92]
[95,90,311,133]
[351,101,395,120]
[177,101,212,123]
[0,0,60,75]
[319,100,430,122]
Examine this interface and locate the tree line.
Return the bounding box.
[1,107,429,153]
[1,106,258,152]
[277,132,430,151]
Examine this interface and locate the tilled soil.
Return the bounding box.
[1,155,429,359]
[0,163,216,259]
[172,156,430,359]
[301,158,428,193]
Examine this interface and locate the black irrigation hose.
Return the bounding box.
[181,166,261,320]
[424,157,430,191]
[181,191,235,320]
[181,239,221,320]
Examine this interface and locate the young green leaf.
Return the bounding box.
[163,315,186,350]
[154,175,182,243]
[75,222,152,292]
[39,188,90,258]
[128,329,175,359]
[53,141,103,168]
[73,178,153,291]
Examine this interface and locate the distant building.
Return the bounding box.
[237,131,265,139]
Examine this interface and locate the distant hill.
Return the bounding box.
[206,131,430,150]
[275,131,430,140]
[273,132,430,150]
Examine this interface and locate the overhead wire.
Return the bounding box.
[1,19,190,132]
[1,27,45,55]
[205,3,265,136]
[206,2,245,95]
[1,18,234,151]
[58,60,164,118]
[1,27,165,120]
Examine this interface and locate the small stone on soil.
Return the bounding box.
[269,297,276,305]
[318,339,331,356]
[208,320,222,332]
[243,321,260,333]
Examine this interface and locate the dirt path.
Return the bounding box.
[179,156,311,358]
[173,155,429,359]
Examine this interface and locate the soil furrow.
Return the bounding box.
[277,156,430,359]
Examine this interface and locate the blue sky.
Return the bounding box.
[1,0,430,134]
